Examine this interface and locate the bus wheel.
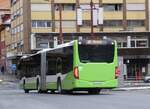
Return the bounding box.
[24,89,29,93]
[88,89,100,95]
[50,90,55,94]
[57,80,62,94]
[23,79,26,89]
[23,79,29,93]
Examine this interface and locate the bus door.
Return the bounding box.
[40,52,47,91]
[56,58,63,75]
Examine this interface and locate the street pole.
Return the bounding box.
[76,0,80,32]
[59,4,63,44]
[90,0,94,39]
[99,0,103,32]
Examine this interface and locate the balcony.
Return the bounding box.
[104,11,123,20]
[55,28,76,33]
[54,0,75,3]
[55,11,76,20]
[32,28,52,33]
[127,11,145,20]
[126,0,145,3]
[31,12,52,20]
[103,0,123,4]
[103,27,124,32]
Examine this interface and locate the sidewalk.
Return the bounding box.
[0,75,19,89]
[1,75,150,91]
[114,86,150,91]
[0,74,18,82]
[114,80,150,91]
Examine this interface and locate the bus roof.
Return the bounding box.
[20,40,75,60]
[36,40,74,54]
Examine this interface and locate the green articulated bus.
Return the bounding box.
[18,39,119,94]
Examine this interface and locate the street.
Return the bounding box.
[0,84,150,109]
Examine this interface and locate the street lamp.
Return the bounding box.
[90,0,94,39]
[58,4,63,44]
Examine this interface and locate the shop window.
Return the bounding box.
[55,4,75,11]
[104,20,122,27]
[127,20,144,27]
[117,42,127,48]
[131,39,148,48]
[104,4,123,11]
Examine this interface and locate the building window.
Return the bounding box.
[32,21,37,27]
[17,26,20,33]
[55,21,76,28]
[55,4,76,11]
[20,8,23,15]
[31,4,51,11]
[11,29,14,35]
[117,42,127,48]
[126,4,145,11]
[127,20,145,27]
[104,20,122,27]
[117,42,122,48]
[131,39,148,48]
[104,4,123,11]
[32,20,52,28]
[11,0,17,5]
[14,27,17,34]
[21,24,23,31]
[20,32,23,40]
[37,21,46,27]
[82,20,91,27]
[80,4,99,11]
[38,43,49,48]
[11,8,23,21]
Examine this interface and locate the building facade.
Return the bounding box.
[10,0,150,80]
[0,0,11,73]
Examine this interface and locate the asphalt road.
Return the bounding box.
[0,85,150,109]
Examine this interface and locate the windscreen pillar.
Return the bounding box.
[40,52,47,91]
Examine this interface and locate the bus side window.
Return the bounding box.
[62,46,73,74]
[46,55,57,75]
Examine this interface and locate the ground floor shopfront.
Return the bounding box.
[119,48,150,81]
[119,57,150,80]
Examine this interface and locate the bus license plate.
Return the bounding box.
[93,82,101,85]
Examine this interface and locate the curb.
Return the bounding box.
[114,86,150,91]
[0,79,3,84]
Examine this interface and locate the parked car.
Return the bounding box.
[144,75,150,83]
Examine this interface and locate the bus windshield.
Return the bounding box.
[78,44,115,63]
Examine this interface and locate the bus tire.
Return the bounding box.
[88,89,100,95]
[51,90,55,94]
[65,90,73,95]
[24,89,29,93]
[23,79,25,89]
[23,79,29,93]
[36,78,40,90]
